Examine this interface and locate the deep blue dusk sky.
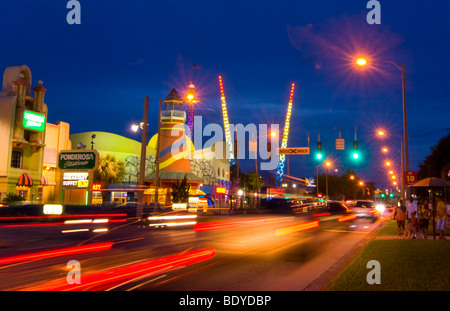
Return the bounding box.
[1,1,449,190]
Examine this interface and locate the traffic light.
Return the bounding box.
[389,193,394,198]
[352,141,359,159]
[380,193,386,198]
[316,141,323,160]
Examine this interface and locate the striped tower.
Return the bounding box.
[158,88,192,172]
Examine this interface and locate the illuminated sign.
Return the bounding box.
[92,184,102,191]
[77,180,89,188]
[62,172,89,187]
[23,110,46,132]
[58,151,98,170]
[277,147,310,155]
[63,172,89,180]
[404,171,418,185]
[268,188,284,195]
[215,187,227,194]
[43,204,63,215]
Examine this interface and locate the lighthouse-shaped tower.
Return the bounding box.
[148,89,202,206]
[159,88,192,172]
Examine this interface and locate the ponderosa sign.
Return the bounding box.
[23,110,46,132]
[58,151,98,170]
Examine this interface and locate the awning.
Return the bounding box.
[17,173,33,187]
[40,174,48,186]
[189,188,206,196]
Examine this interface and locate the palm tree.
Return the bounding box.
[171,175,191,204]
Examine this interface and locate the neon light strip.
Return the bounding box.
[218,75,234,164]
[0,242,113,266]
[148,215,197,221]
[338,215,357,222]
[275,83,295,188]
[149,222,197,227]
[274,220,319,236]
[0,214,127,220]
[21,247,216,291]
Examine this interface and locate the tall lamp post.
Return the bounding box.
[356,58,409,173]
[377,130,405,202]
[137,96,149,204]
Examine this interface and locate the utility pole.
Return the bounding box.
[138,96,149,204]
[154,99,162,207]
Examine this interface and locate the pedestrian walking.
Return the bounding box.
[436,197,447,240]
[407,197,418,223]
[418,200,430,239]
[395,199,407,236]
[404,211,419,239]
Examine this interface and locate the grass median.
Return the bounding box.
[327,220,450,291]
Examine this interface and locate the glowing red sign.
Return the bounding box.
[92,184,102,191]
[215,187,226,194]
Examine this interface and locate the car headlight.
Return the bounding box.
[375,204,385,213]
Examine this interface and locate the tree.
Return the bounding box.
[418,133,450,181]
[171,175,190,204]
[1,193,25,205]
[243,171,264,192]
[94,153,126,202]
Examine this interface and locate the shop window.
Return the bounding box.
[11,149,23,168]
[37,187,43,201]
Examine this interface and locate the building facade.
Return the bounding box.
[0,65,72,204]
[0,65,47,202]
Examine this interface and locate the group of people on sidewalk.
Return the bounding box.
[394,196,448,240]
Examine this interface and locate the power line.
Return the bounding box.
[409,127,450,139]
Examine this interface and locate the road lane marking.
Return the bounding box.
[324,229,368,234]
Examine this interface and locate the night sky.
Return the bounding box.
[1,1,449,190]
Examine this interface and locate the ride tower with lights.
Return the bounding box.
[218,75,234,165]
[275,82,295,188]
[185,82,199,140]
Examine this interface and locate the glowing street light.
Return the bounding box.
[385,161,391,167]
[131,124,140,132]
[356,58,367,66]
[382,147,389,153]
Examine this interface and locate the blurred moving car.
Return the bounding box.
[352,200,380,222]
[327,201,352,214]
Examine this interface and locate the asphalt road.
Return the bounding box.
[0,211,387,291]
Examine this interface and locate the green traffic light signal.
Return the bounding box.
[389,193,394,198]
[316,141,323,161]
[352,141,359,160]
[381,193,386,198]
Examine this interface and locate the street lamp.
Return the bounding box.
[355,57,410,174]
[377,130,405,202]
[131,124,140,132]
[324,160,333,199]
